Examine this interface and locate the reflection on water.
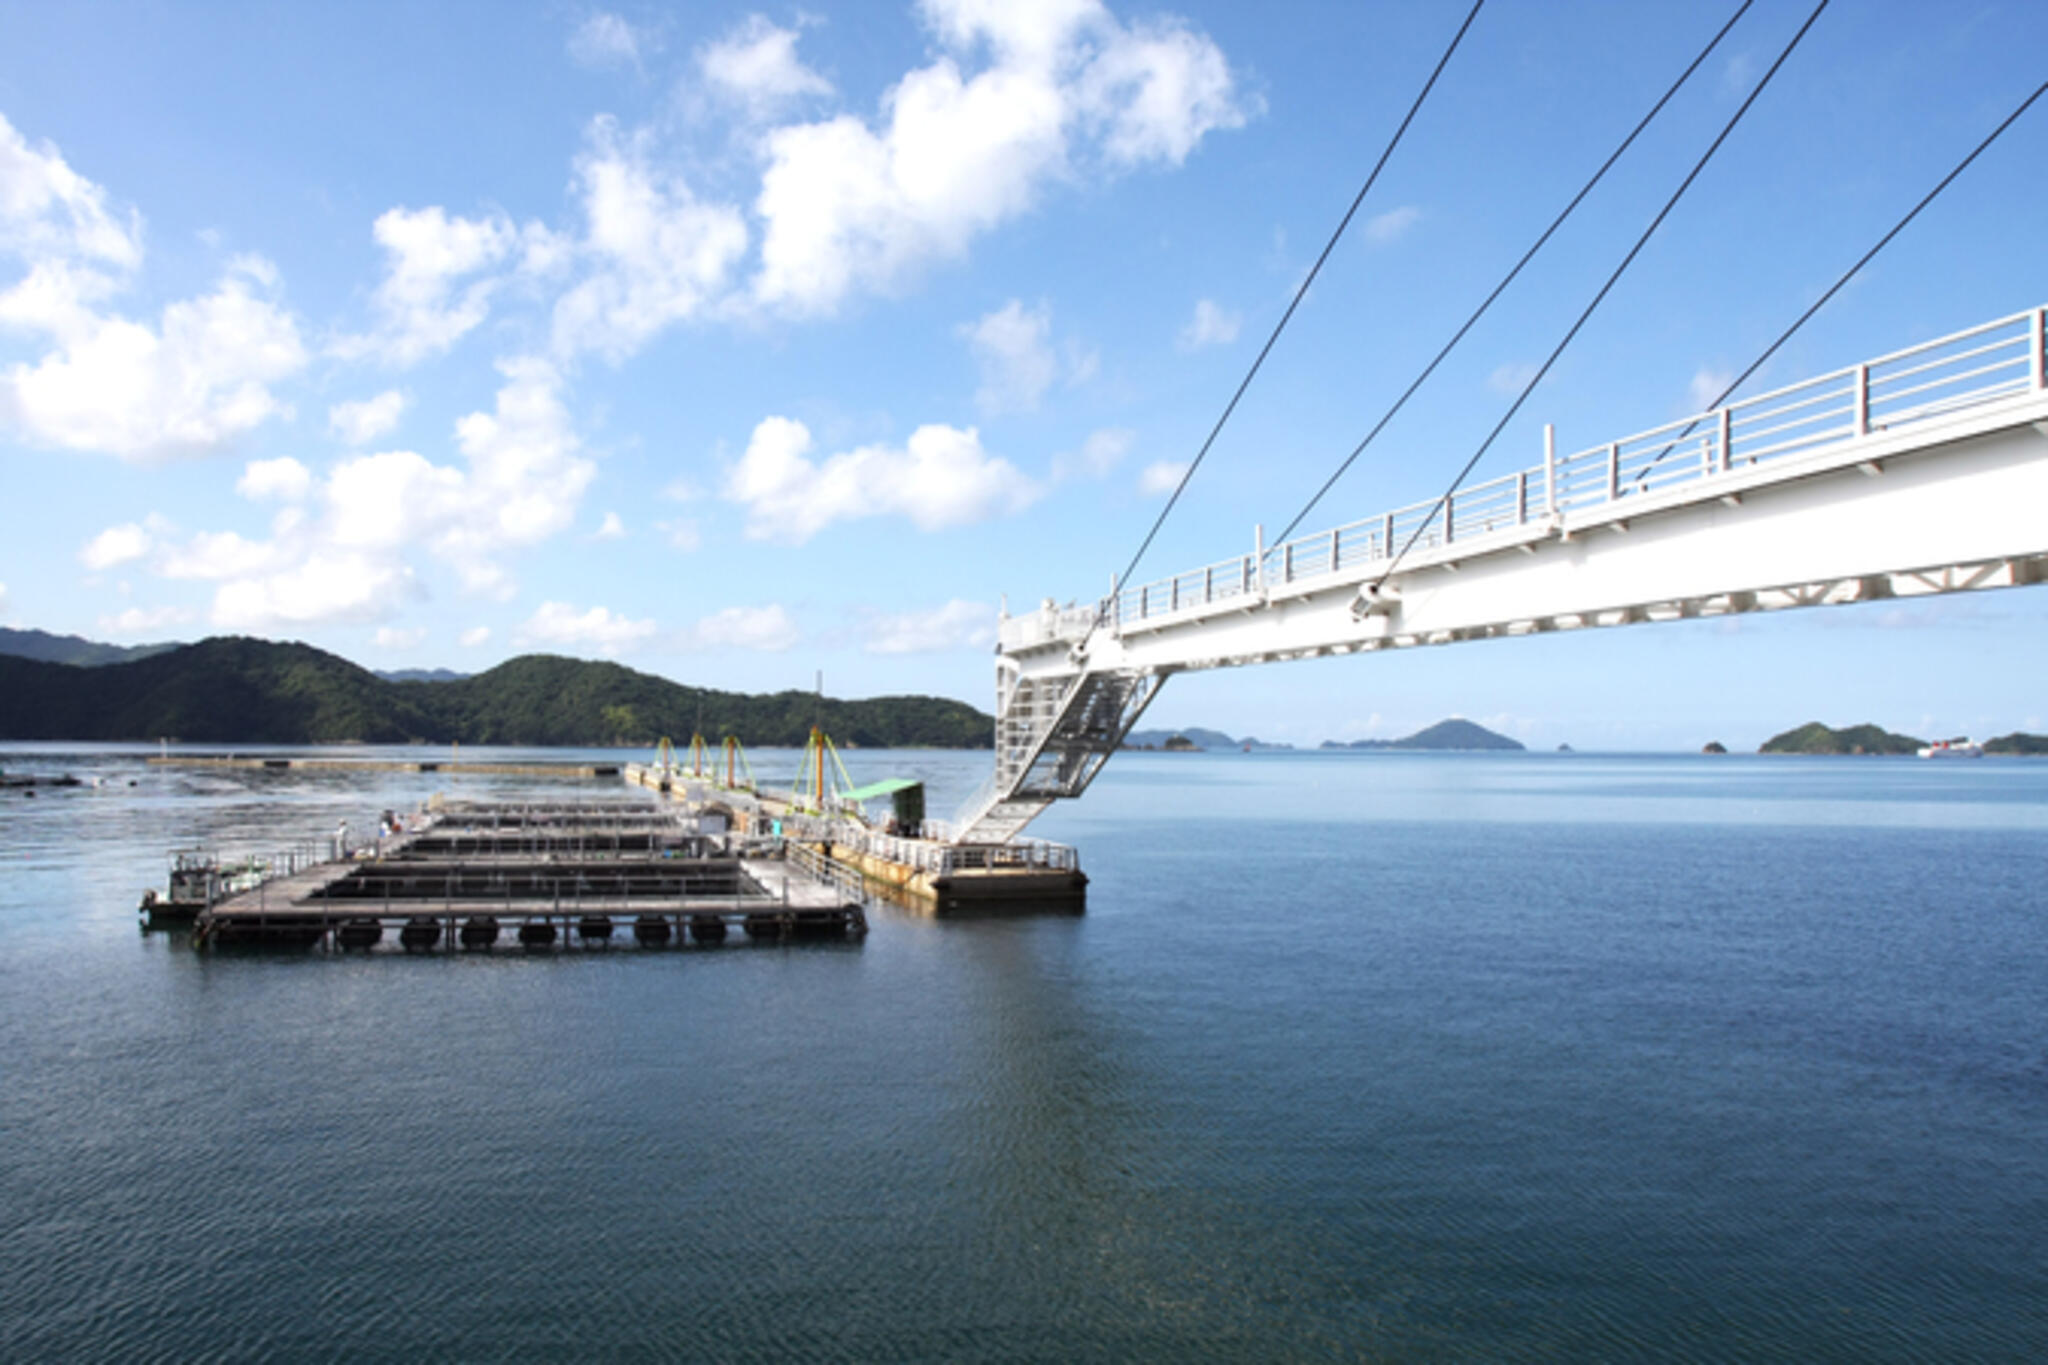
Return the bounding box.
[3,745,2046,1359]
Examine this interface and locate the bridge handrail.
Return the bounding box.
[1061,303,2047,636]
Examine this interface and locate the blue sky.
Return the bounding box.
[3,0,2046,750]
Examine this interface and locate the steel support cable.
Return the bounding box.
[1630,75,2048,485]
[1269,0,1754,550]
[1091,0,1486,643]
[1368,0,1828,595]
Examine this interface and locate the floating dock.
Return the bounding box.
[188,799,865,950]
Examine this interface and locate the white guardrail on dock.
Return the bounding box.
[999,304,2048,645]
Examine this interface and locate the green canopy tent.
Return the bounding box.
[839,778,925,830]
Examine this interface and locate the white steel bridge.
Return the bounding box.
[952,304,2048,843]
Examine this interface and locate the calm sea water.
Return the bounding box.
[2,744,2044,1361]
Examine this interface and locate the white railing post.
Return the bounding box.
[1381,511,1394,560]
[1718,407,1733,471]
[1606,441,1620,501]
[1543,423,1557,514]
[1853,363,1870,435]
[1330,528,1341,574]
[1516,469,1528,524]
[1253,523,1265,593]
[2033,306,2045,390]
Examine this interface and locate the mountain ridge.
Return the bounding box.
[0,636,992,747]
[0,625,182,668]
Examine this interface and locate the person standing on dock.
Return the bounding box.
[333,820,349,860]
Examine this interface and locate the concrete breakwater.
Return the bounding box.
[149,755,623,778]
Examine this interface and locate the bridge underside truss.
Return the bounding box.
[1186,551,2048,669]
[953,308,2048,843]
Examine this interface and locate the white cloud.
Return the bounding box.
[725,415,1040,542]
[0,111,141,270]
[1488,362,1538,397]
[0,118,305,461]
[569,12,649,70]
[298,358,590,597]
[459,625,491,648]
[212,549,412,629]
[0,582,7,617]
[1177,297,1238,350]
[595,510,626,540]
[440,358,593,567]
[80,521,153,570]
[1,256,306,462]
[97,604,191,634]
[332,207,516,366]
[1363,205,1420,245]
[961,298,1058,413]
[656,518,700,551]
[1139,458,1187,495]
[1052,425,1132,482]
[864,598,995,653]
[550,117,750,362]
[160,529,277,581]
[373,625,425,649]
[1688,365,1734,412]
[329,390,407,444]
[516,600,657,655]
[169,359,593,628]
[236,456,312,502]
[750,0,1247,314]
[699,15,832,118]
[688,604,798,651]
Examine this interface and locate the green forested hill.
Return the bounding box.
[0,637,992,747]
[1758,720,1923,755]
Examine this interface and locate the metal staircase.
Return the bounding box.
[952,665,1163,843]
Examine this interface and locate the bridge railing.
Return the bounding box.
[1090,304,2046,633]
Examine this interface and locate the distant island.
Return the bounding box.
[1322,718,1524,752]
[1761,720,2048,755]
[1761,721,1923,755]
[0,636,992,748]
[1124,727,1292,751]
[1127,718,1525,752]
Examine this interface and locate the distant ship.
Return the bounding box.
[1917,737,1984,758]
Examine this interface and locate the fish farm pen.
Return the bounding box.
[180,799,867,951]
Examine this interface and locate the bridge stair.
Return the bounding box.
[953,666,1162,843]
